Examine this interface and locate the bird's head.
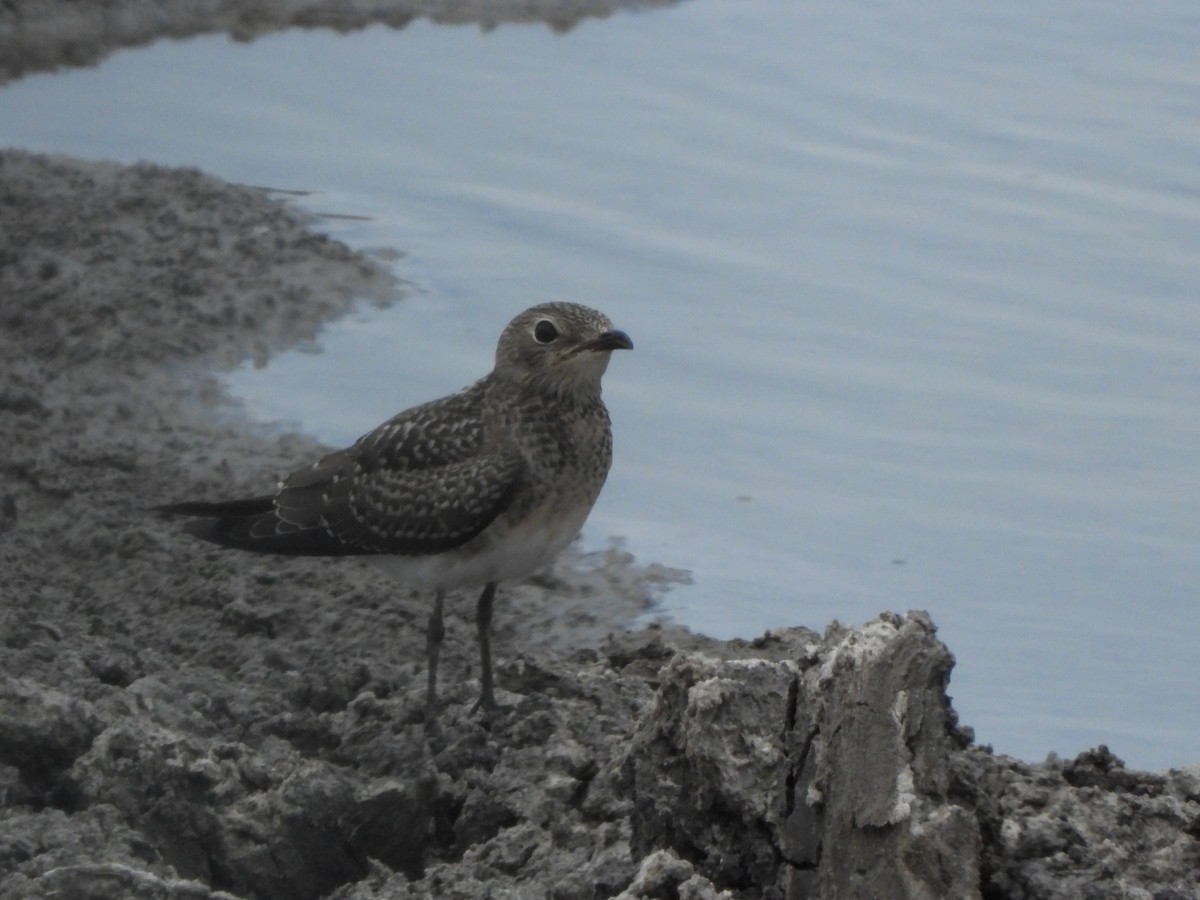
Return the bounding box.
[494,302,633,393]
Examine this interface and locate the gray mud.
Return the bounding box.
[2,6,1199,897]
[0,0,679,86]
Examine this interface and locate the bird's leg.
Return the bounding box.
[473,581,497,712]
[426,590,445,720]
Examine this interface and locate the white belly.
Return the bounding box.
[366,502,591,592]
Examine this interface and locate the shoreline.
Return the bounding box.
[2,146,1195,900]
[0,0,679,87]
[1,7,1198,895]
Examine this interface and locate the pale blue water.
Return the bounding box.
[3,0,1197,770]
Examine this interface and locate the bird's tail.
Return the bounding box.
[152,497,275,518]
[152,496,275,550]
[153,495,357,556]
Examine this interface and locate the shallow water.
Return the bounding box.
[3,0,1198,769]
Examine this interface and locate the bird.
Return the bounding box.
[156,301,632,718]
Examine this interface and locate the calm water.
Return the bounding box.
[3,0,1198,770]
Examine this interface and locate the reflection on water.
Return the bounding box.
[1,0,1197,770]
[0,0,683,84]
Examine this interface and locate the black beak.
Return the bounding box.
[583,329,634,353]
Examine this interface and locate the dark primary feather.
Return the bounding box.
[153,497,275,518]
[156,380,528,557]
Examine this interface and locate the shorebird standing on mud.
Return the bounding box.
[157,302,632,718]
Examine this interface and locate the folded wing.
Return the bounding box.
[156,385,525,557]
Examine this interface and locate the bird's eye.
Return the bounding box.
[533,319,560,344]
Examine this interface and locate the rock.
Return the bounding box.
[786,612,980,899]
[24,862,243,900]
[0,677,104,805]
[612,848,734,900]
[622,612,981,899]
[955,747,1200,898]
[623,650,795,890]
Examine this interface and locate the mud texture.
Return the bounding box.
[1,71,1199,900]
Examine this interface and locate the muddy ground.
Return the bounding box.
[2,5,1199,898]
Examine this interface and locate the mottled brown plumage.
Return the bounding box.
[157,302,632,716]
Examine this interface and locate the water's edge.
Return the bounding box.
[1,139,1195,897]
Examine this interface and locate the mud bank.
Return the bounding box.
[0,0,679,86]
[2,149,1198,899]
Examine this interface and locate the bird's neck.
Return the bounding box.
[495,366,602,401]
